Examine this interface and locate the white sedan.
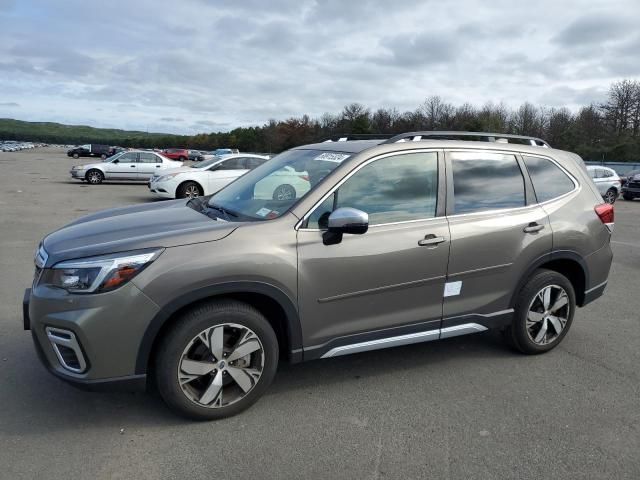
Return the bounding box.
[149,154,270,199]
[70,151,183,184]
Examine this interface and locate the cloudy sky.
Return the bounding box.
[0,0,639,134]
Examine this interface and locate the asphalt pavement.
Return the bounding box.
[0,148,638,479]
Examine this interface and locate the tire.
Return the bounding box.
[604,188,617,204]
[101,154,107,160]
[179,156,187,162]
[73,153,80,159]
[272,184,296,201]
[155,300,279,420]
[622,193,634,201]
[176,181,203,199]
[504,269,576,354]
[85,169,104,185]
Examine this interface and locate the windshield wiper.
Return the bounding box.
[207,203,238,221]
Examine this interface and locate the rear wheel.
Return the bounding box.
[604,188,617,204]
[272,184,296,201]
[155,300,279,420]
[176,181,203,199]
[504,269,575,354]
[179,156,187,162]
[73,153,80,159]
[101,154,107,160]
[85,169,104,185]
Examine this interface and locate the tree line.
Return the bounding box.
[2,79,640,161]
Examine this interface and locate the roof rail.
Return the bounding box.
[321,133,395,143]
[383,131,551,148]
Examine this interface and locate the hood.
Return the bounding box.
[42,200,237,266]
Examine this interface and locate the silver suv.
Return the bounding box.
[24,132,613,420]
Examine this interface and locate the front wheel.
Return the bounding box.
[155,300,279,420]
[176,181,202,199]
[504,269,575,354]
[85,169,104,184]
[73,153,80,159]
[604,188,617,204]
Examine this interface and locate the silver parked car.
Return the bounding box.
[25,131,613,420]
[70,150,183,184]
[587,165,621,204]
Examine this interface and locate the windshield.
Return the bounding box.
[207,149,351,220]
[107,151,127,163]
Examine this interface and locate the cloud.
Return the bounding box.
[0,0,638,134]
[0,101,19,107]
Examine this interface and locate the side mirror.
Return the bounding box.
[112,159,119,163]
[323,207,368,245]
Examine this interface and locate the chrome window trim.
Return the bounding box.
[296,148,442,231]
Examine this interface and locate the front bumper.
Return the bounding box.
[25,281,160,391]
[148,180,175,198]
[70,169,85,179]
[621,185,640,196]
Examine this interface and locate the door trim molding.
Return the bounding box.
[317,274,446,303]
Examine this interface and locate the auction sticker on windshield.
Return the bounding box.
[314,152,350,163]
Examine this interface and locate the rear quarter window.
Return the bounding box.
[523,155,575,203]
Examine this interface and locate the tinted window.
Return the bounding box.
[451,152,525,214]
[307,152,438,228]
[246,157,267,169]
[217,158,246,170]
[138,152,160,163]
[523,155,575,203]
[119,152,138,162]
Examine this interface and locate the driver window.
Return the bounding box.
[306,152,438,229]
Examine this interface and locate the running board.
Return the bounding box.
[320,323,488,358]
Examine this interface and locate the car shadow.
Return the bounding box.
[4,331,515,433]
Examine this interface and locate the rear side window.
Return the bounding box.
[450,152,525,214]
[523,156,575,203]
[217,158,246,170]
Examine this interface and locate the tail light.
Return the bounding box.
[300,174,310,181]
[594,203,614,231]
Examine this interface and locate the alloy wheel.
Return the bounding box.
[605,189,617,204]
[185,185,200,198]
[178,323,264,408]
[526,285,570,345]
[87,171,102,184]
[273,185,295,201]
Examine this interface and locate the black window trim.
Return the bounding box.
[297,148,446,231]
[521,153,580,206]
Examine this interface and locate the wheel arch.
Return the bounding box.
[511,251,589,308]
[136,281,303,375]
[176,179,204,197]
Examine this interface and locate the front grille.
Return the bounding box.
[628,181,640,189]
[33,266,42,287]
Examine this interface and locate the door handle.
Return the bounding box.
[156,165,161,167]
[130,165,136,168]
[523,222,544,233]
[418,235,446,247]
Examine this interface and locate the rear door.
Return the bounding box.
[105,151,138,179]
[441,150,553,330]
[136,152,163,178]
[204,156,248,194]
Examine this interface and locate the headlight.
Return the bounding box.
[156,173,182,182]
[39,249,163,293]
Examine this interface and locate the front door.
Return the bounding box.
[297,151,450,358]
[105,151,138,179]
[441,150,553,329]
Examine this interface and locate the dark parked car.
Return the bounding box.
[188,150,205,161]
[162,148,189,161]
[67,144,112,159]
[621,170,640,200]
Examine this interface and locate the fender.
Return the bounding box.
[509,250,590,308]
[134,281,303,374]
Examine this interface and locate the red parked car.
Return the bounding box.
[162,148,189,161]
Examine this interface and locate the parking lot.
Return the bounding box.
[0,147,638,479]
